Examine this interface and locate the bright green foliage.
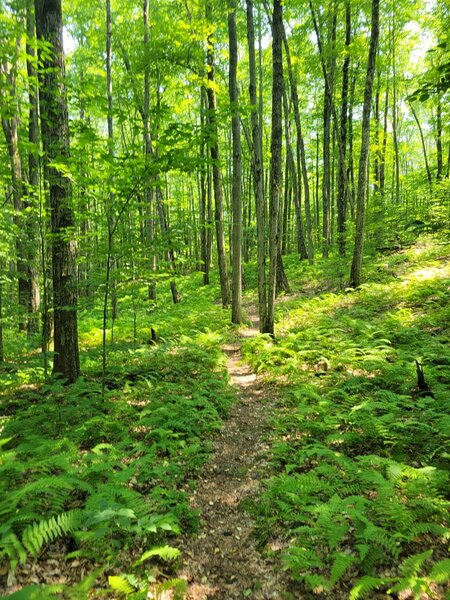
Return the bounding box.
[0,277,235,596]
[243,237,450,597]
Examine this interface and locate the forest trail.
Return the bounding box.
[175,311,290,599]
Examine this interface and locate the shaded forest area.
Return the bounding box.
[0,0,449,597]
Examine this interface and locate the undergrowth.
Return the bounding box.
[243,237,450,598]
[0,274,235,598]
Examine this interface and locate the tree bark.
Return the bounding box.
[282,26,313,262]
[436,96,443,180]
[199,87,210,285]
[265,0,284,335]
[350,0,379,288]
[228,0,242,324]
[409,101,432,187]
[206,1,231,308]
[337,0,351,256]
[246,0,267,331]
[35,0,80,383]
[283,86,307,259]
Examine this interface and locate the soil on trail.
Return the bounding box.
[177,320,291,599]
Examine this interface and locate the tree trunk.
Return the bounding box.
[26,0,41,332]
[246,0,267,331]
[337,0,351,256]
[199,88,210,285]
[228,0,242,324]
[206,1,230,308]
[409,101,432,187]
[391,23,401,203]
[350,0,379,288]
[380,84,389,196]
[282,25,313,262]
[436,96,443,180]
[35,0,80,383]
[283,87,307,259]
[0,37,32,332]
[265,0,284,335]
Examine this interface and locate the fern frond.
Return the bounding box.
[21,510,82,558]
[349,576,387,600]
[399,549,433,577]
[429,558,450,583]
[134,545,180,566]
[329,552,354,587]
[108,575,135,595]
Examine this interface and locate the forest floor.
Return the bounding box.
[173,312,292,599]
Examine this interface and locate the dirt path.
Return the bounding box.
[176,319,291,599]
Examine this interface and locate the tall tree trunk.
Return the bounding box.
[199,88,210,285]
[26,0,41,332]
[282,25,313,262]
[35,0,80,383]
[337,0,351,256]
[379,84,389,195]
[409,101,432,187]
[206,1,231,308]
[391,22,401,203]
[347,73,357,217]
[0,39,31,332]
[436,96,443,180]
[265,0,284,335]
[246,0,266,331]
[321,4,337,258]
[228,0,242,324]
[350,0,380,288]
[283,86,307,259]
[143,0,157,302]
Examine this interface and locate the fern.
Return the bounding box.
[329,551,355,587]
[109,575,136,595]
[349,576,388,599]
[21,510,82,558]
[399,549,433,577]
[429,558,450,582]
[134,545,181,566]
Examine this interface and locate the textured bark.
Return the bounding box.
[0,38,32,332]
[436,97,443,180]
[26,0,41,331]
[228,0,242,324]
[199,88,210,285]
[391,23,400,203]
[379,84,389,195]
[265,0,284,335]
[246,0,266,331]
[409,101,432,187]
[347,73,357,216]
[35,0,80,383]
[143,0,157,302]
[282,26,313,262]
[350,0,380,288]
[206,1,230,308]
[283,87,307,259]
[321,5,337,258]
[337,0,351,256]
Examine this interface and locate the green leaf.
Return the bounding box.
[329,552,354,587]
[134,545,181,566]
[108,575,134,595]
[429,558,450,582]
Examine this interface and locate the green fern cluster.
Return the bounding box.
[0,342,234,595]
[246,245,450,597]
